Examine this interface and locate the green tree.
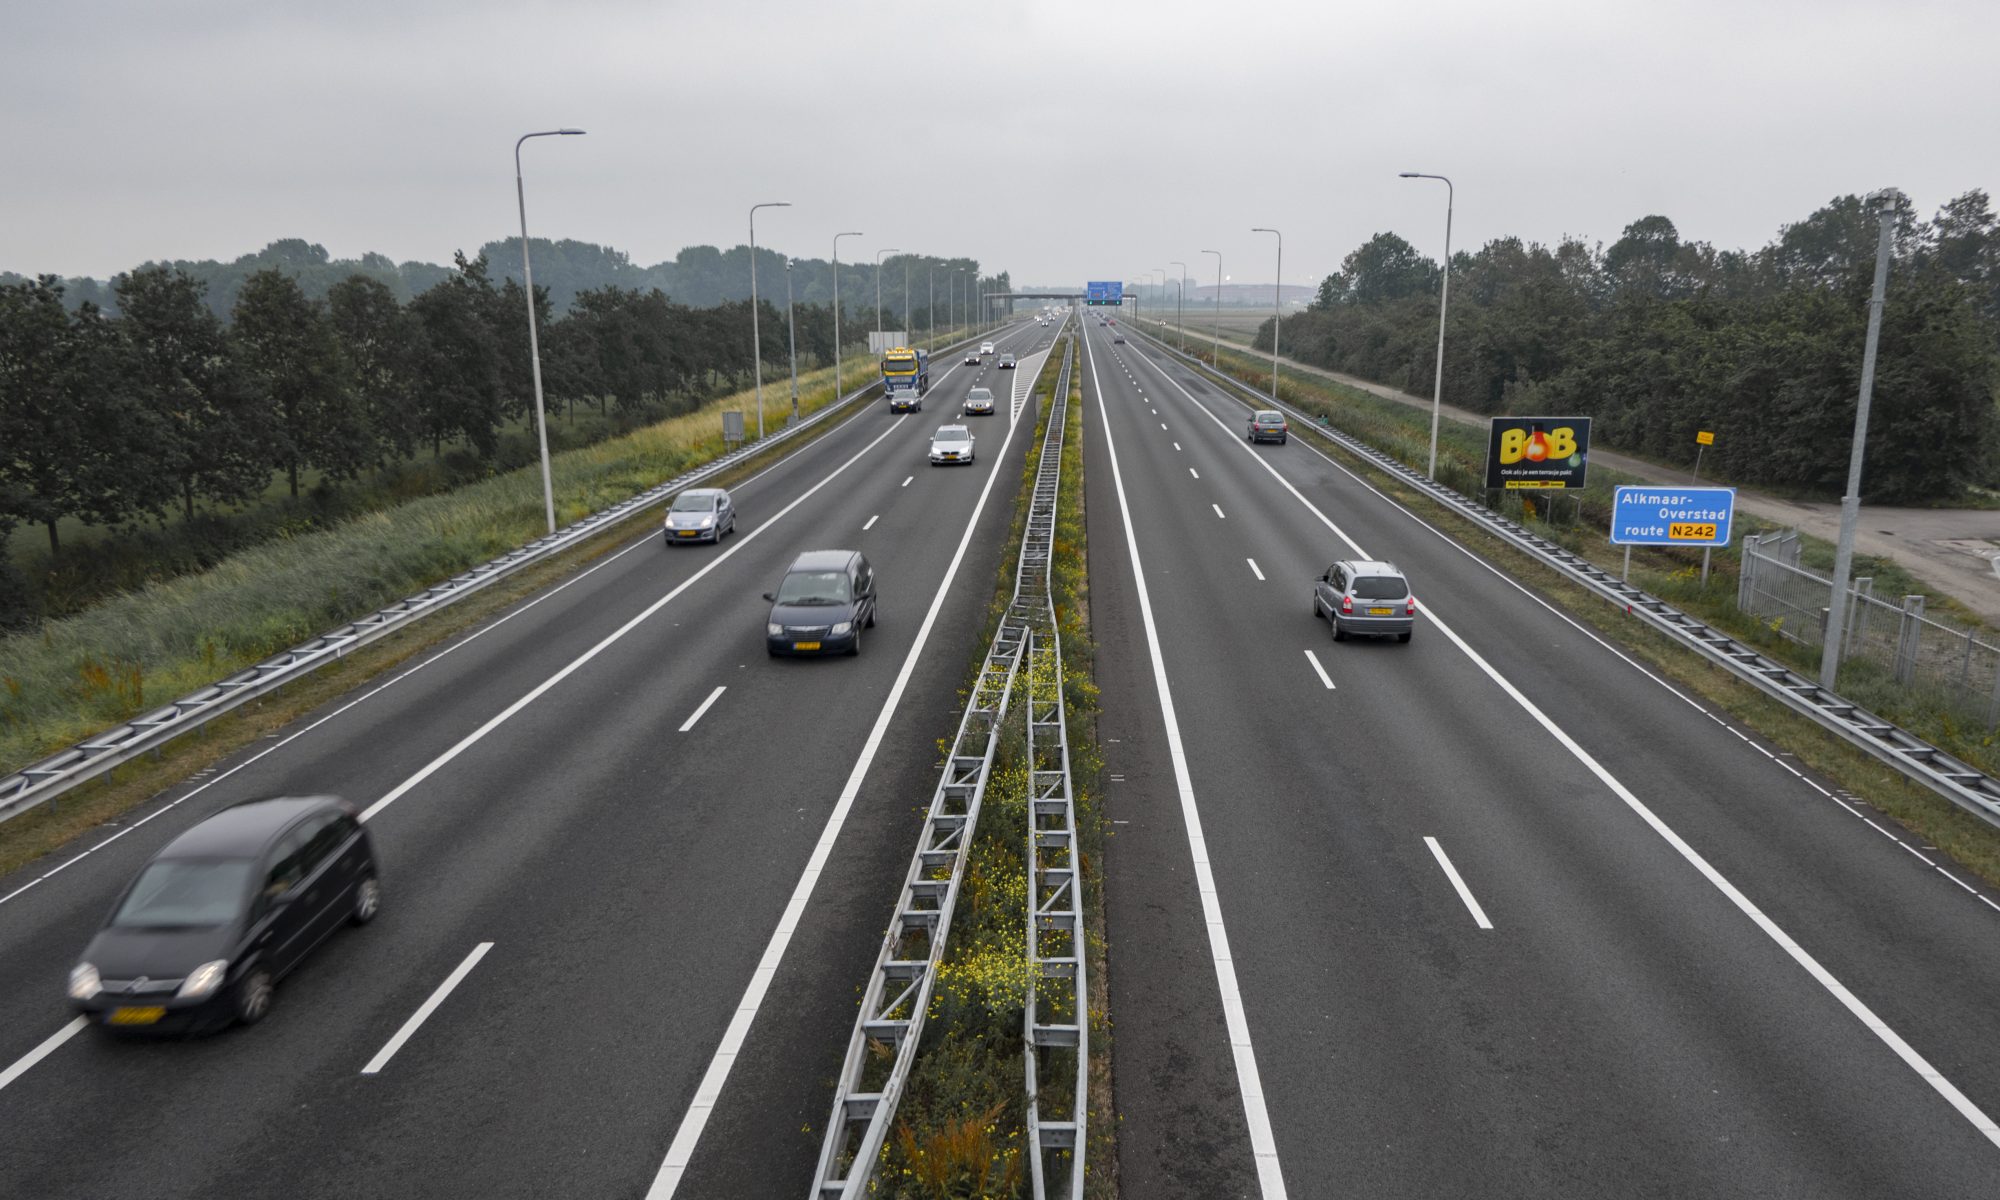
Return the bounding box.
[409,253,506,457]
[232,269,361,496]
[328,275,424,463]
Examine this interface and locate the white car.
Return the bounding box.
[663,487,735,545]
[963,387,996,416]
[979,341,996,356]
[929,425,976,465]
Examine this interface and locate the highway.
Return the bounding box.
[1080,316,2000,1197]
[0,317,1062,1198]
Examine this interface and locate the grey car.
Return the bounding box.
[663,487,736,545]
[963,387,996,416]
[1313,559,1416,642]
[1248,410,1288,444]
[997,353,1017,369]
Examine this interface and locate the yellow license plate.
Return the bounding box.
[793,641,821,651]
[677,530,697,537]
[109,1007,165,1025]
[1367,607,1394,616]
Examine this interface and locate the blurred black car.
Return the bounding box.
[765,550,878,656]
[69,796,379,1033]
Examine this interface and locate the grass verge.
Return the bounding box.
[1131,318,2000,888]
[871,335,1114,1197]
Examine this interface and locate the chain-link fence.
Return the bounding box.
[1739,531,2000,730]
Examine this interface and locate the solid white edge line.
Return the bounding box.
[1084,330,1288,1196]
[1424,836,1494,929]
[0,1017,86,1094]
[646,337,1040,1198]
[1247,558,1265,581]
[1124,333,2000,1152]
[678,686,728,733]
[359,942,493,1075]
[1303,650,1335,691]
[863,514,880,531]
[357,412,911,824]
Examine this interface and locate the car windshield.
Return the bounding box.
[1352,575,1408,600]
[112,859,253,930]
[671,493,716,512]
[934,428,969,443]
[775,570,850,605]
[881,357,915,374]
[968,389,992,400]
[1256,412,1283,424]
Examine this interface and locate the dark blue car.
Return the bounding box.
[765,549,877,657]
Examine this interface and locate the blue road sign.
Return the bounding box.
[1610,485,1736,546]
[1085,280,1124,306]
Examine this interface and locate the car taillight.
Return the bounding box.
[1340,596,1352,614]
[1406,597,1417,615]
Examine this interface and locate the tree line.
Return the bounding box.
[1266,191,2000,502]
[1,251,1010,564]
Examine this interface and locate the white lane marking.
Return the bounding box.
[1174,442,1182,451]
[1247,558,1265,581]
[647,360,1034,1199]
[0,1017,87,1095]
[360,942,494,1075]
[1190,468,1201,480]
[863,514,880,531]
[1082,332,1288,1196]
[1129,342,2000,1152]
[1212,504,1226,520]
[1160,422,1169,430]
[1303,650,1335,691]
[359,415,910,824]
[1425,837,1493,929]
[0,381,917,914]
[678,687,728,733]
[901,476,912,487]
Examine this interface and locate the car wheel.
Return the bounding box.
[1246,432,1253,443]
[1312,594,1320,617]
[232,966,274,1026]
[1279,435,1288,444]
[1332,623,1349,642]
[847,627,862,657]
[351,875,382,926]
[1398,631,1413,644]
[866,604,877,629]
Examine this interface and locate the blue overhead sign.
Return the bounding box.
[1610,486,1736,546]
[1085,280,1124,306]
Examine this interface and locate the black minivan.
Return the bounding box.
[68,795,379,1032]
[764,549,877,656]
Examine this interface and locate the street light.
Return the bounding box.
[1401,172,1454,478]
[1819,188,1903,692]
[785,257,799,424]
[875,247,900,343]
[748,201,791,441]
[927,263,935,353]
[832,231,863,402]
[903,255,912,339]
[1252,227,1282,400]
[1169,260,1188,350]
[514,127,585,535]
[1202,249,1221,362]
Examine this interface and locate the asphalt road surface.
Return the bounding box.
[1082,315,2000,1198]
[0,317,1065,1199]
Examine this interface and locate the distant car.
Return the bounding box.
[980,341,996,355]
[1112,333,1126,344]
[765,550,876,657]
[1313,560,1416,643]
[964,352,982,366]
[1247,411,1288,444]
[663,487,736,545]
[69,795,379,1033]
[998,353,1017,369]
[930,424,976,465]
[963,387,996,416]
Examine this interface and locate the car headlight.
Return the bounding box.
[767,623,784,637]
[178,960,229,1000]
[698,516,714,528]
[831,621,853,636]
[68,963,100,1000]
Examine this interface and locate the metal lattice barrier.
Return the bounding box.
[1121,319,2000,832]
[811,333,1083,1198]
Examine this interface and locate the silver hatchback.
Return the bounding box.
[1312,559,1415,643]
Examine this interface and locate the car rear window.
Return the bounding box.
[112,859,253,929]
[1351,575,1408,600]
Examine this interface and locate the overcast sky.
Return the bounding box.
[5,0,1996,291]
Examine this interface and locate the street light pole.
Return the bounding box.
[1202,249,1221,363]
[1819,188,1903,692]
[785,258,800,424]
[1401,172,1455,478]
[748,201,791,441]
[832,231,863,402]
[1170,260,1188,350]
[1252,227,1282,400]
[875,247,900,345]
[903,256,912,339]
[928,264,935,353]
[514,127,585,535]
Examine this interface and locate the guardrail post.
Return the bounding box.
[1895,594,1926,686]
